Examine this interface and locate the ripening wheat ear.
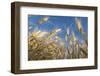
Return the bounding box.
[72,31,77,42]
[75,18,84,34]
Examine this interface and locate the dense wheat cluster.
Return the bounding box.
[28,30,66,60]
[28,30,88,60]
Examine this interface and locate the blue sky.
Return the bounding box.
[28,15,88,44]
